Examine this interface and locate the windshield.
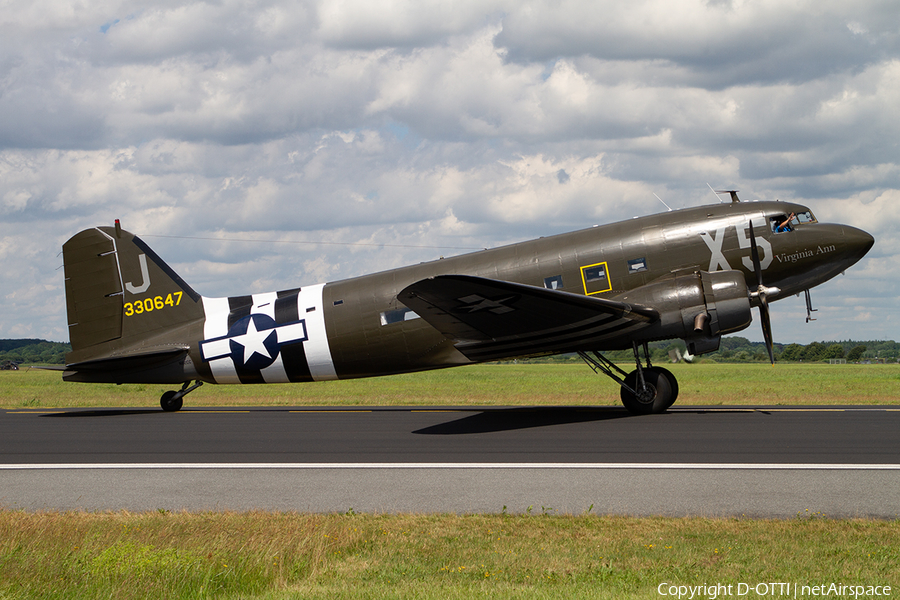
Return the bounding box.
[792,210,816,225]
[770,210,817,233]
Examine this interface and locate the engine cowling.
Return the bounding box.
[614,270,752,355]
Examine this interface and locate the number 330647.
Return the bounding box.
[125,292,183,317]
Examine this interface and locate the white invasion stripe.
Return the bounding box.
[252,292,277,320]
[201,296,231,338]
[298,283,337,381]
[260,355,288,383]
[2,463,899,470]
[209,358,241,384]
[202,296,237,383]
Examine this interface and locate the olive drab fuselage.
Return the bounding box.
[315,201,870,378]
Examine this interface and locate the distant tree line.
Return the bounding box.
[707,337,898,363]
[507,337,899,364]
[2,337,898,366]
[0,340,71,365]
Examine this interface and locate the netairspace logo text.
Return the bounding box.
[657,582,893,598]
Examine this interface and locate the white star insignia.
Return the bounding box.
[231,317,275,364]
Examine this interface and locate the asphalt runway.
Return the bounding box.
[1,405,899,517]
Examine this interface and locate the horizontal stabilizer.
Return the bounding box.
[398,275,657,361]
[63,348,191,384]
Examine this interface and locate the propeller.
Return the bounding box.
[748,222,781,364]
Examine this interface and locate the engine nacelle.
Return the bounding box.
[614,270,752,354]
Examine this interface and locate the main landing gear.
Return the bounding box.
[578,342,678,415]
[160,380,204,412]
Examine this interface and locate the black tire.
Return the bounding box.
[620,367,675,415]
[160,390,183,412]
[653,366,679,409]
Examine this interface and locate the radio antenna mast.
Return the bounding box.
[654,193,673,212]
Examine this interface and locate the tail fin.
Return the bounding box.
[63,222,204,367]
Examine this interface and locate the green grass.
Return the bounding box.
[1,511,897,599]
[2,363,898,409]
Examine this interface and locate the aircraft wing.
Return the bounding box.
[398,275,658,361]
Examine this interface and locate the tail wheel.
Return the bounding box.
[620,367,677,415]
[160,390,184,412]
[159,380,203,412]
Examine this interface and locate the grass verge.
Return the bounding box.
[2,363,898,409]
[1,511,898,599]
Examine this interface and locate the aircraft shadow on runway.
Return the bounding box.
[413,406,634,435]
[42,409,165,418]
[38,406,636,432]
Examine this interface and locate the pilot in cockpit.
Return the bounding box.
[772,212,796,233]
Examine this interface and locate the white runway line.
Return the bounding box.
[2,463,900,470]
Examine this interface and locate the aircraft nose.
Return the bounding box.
[842,225,875,262]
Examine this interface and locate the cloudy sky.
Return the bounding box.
[2,0,898,346]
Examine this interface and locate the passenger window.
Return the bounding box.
[380,308,420,326]
[581,262,612,295]
[544,275,564,290]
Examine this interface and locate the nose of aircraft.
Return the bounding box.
[841,224,875,264]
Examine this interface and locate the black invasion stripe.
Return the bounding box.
[460,325,642,361]
[461,313,619,351]
[274,291,313,382]
[481,313,618,347]
[460,320,644,361]
[513,318,642,352]
[236,370,265,384]
[277,287,301,300]
[227,296,253,329]
[274,292,300,323]
[281,342,313,382]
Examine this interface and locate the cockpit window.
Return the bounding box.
[770,214,793,233]
[793,210,816,224]
[770,210,817,233]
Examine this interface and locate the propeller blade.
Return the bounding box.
[748,220,775,364]
[758,295,775,365]
[748,221,763,288]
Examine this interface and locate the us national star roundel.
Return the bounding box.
[200,314,308,371]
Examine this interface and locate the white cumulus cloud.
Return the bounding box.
[0,0,896,346]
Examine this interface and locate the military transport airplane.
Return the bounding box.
[59,195,873,414]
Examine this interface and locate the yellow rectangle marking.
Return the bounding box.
[580,261,612,295]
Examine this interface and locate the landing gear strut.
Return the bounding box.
[160,380,204,412]
[579,342,678,415]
